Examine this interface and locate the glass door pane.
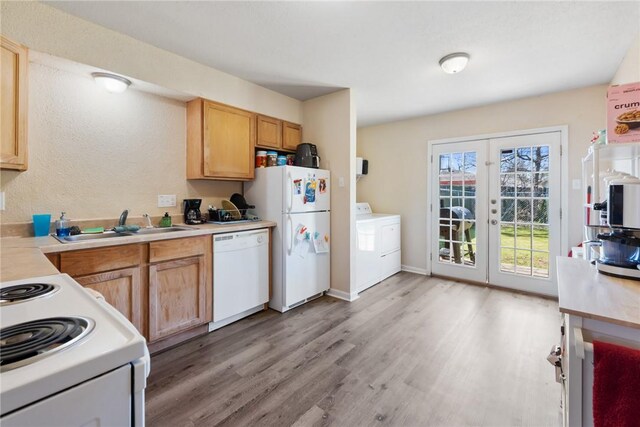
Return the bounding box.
[489,132,561,296]
[431,140,488,284]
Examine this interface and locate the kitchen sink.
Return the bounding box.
[52,226,194,243]
[131,226,193,234]
[53,232,131,243]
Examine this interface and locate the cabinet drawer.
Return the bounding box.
[149,236,208,263]
[60,244,142,277]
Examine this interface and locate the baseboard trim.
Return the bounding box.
[326,288,360,302]
[401,265,428,275]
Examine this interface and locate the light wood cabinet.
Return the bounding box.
[256,115,282,150]
[59,244,146,336]
[187,98,255,181]
[148,256,207,341]
[282,121,302,151]
[75,267,143,332]
[1,36,28,171]
[148,235,212,343]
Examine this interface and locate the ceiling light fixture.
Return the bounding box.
[439,52,470,74]
[91,72,132,93]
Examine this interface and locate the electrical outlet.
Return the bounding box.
[0,192,5,211]
[157,195,176,208]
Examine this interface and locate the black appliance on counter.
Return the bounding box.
[183,199,204,225]
[294,143,320,168]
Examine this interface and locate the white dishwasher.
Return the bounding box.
[211,229,269,330]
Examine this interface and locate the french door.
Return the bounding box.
[430,131,561,296]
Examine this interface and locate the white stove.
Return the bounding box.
[0,274,149,426]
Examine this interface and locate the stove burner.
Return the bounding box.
[0,317,94,372]
[0,283,58,305]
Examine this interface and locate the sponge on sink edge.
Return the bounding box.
[82,227,105,234]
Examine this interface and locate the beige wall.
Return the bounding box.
[303,90,357,298]
[0,1,302,123]
[611,34,640,85]
[357,85,607,272]
[0,1,305,224]
[1,60,240,223]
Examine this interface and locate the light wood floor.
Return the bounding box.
[146,272,562,426]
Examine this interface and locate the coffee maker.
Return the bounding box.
[595,181,640,280]
[183,199,204,225]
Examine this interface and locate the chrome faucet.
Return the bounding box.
[142,213,153,228]
[118,210,129,226]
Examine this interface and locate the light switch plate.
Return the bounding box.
[338,177,345,187]
[158,195,176,208]
[0,192,5,210]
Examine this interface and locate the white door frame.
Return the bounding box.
[426,125,569,287]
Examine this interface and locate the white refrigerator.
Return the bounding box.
[244,166,330,312]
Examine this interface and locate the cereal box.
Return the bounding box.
[607,82,640,143]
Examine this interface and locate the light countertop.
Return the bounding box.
[557,257,640,329]
[1,221,276,281]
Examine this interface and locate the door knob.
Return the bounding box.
[491,219,498,225]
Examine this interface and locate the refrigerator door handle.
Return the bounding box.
[287,214,294,255]
[287,171,293,213]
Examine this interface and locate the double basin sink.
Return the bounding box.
[52,226,194,244]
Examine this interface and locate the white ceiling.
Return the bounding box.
[45,1,639,127]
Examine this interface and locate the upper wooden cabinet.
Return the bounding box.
[282,121,302,151]
[187,98,255,181]
[256,115,282,150]
[1,36,28,171]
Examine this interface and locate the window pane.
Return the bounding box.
[501,149,515,173]
[516,173,532,197]
[516,225,532,250]
[533,252,550,277]
[515,250,532,275]
[516,199,532,222]
[533,173,549,197]
[439,154,450,174]
[501,224,515,248]
[501,174,515,197]
[533,200,548,224]
[501,199,515,222]
[532,225,549,252]
[516,147,532,171]
[501,248,515,272]
[532,146,549,172]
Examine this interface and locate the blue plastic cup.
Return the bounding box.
[32,214,51,237]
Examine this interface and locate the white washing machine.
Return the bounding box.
[355,203,401,293]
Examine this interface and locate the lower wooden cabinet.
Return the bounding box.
[75,267,143,332]
[56,236,213,349]
[148,255,207,341]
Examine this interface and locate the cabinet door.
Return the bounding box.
[1,36,28,171]
[203,101,255,180]
[256,115,282,149]
[75,267,143,333]
[282,121,302,152]
[148,255,207,341]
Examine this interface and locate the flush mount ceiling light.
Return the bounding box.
[91,72,132,93]
[439,52,470,74]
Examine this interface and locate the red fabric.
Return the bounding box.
[593,340,640,427]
